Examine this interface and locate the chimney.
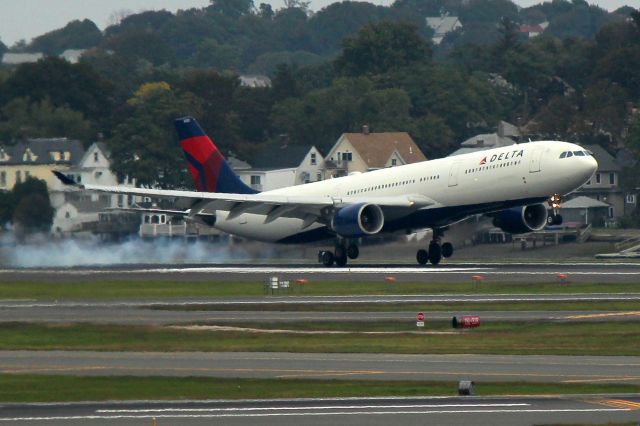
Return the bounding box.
[362,125,370,135]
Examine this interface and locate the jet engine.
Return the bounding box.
[492,204,548,234]
[332,203,384,238]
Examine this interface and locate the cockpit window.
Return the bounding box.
[559,152,567,159]
[566,151,573,158]
[573,151,585,156]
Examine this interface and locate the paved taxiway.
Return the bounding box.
[2,351,639,384]
[2,261,640,282]
[1,396,639,426]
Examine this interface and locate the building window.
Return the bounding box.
[94,152,99,162]
[341,152,352,161]
[0,172,5,186]
[24,171,30,179]
[626,194,636,204]
[95,171,103,178]
[608,207,614,218]
[65,211,71,219]
[310,153,316,165]
[76,175,82,183]
[15,171,21,183]
[609,172,615,185]
[595,173,601,184]
[117,194,124,208]
[316,172,322,181]
[391,159,397,166]
[250,175,261,185]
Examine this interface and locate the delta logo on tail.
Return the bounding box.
[175,117,258,195]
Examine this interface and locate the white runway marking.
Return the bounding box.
[0,408,628,421]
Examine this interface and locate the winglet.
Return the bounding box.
[53,171,78,186]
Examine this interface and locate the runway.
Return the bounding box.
[2,351,639,384]
[0,303,639,325]
[1,396,639,425]
[2,261,640,282]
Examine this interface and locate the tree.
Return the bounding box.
[0,97,94,143]
[626,114,640,153]
[336,21,432,76]
[10,178,53,235]
[210,0,255,18]
[28,19,102,55]
[106,83,204,188]
[0,57,113,122]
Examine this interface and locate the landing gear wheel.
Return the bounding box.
[334,245,347,267]
[441,242,453,258]
[347,244,359,260]
[320,251,334,267]
[428,242,442,265]
[416,249,429,265]
[553,214,563,225]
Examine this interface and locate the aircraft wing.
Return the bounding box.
[54,171,439,225]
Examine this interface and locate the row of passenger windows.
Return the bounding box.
[346,175,441,195]
[559,150,592,158]
[465,160,522,175]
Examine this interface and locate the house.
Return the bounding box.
[324,126,426,178]
[560,196,610,227]
[1,52,44,65]
[0,139,139,234]
[518,22,549,38]
[568,144,631,223]
[60,49,86,64]
[239,75,272,88]
[235,144,325,191]
[449,121,520,156]
[426,16,463,45]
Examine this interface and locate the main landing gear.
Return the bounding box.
[417,228,454,266]
[319,241,359,267]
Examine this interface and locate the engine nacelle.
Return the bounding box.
[332,203,384,238]
[492,203,548,234]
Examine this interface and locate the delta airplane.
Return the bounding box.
[54,116,598,267]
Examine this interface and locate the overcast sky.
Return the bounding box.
[0,0,637,46]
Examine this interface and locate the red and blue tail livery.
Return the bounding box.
[175,117,257,194]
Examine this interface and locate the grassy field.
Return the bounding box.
[0,321,637,355]
[1,280,639,300]
[0,375,638,403]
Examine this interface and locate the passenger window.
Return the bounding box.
[566,151,573,158]
[574,151,585,156]
[560,152,567,159]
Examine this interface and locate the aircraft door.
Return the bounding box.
[448,162,461,187]
[529,149,542,173]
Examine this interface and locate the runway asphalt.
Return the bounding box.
[2,261,640,282]
[1,396,639,426]
[2,351,639,384]
[0,304,639,325]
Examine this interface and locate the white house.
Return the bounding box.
[236,145,325,191]
[426,16,463,45]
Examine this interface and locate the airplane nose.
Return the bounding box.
[587,155,598,176]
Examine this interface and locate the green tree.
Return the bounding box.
[0,97,94,143]
[29,19,102,55]
[626,114,640,153]
[336,21,432,76]
[106,83,204,188]
[10,178,53,235]
[210,0,255,18]
[0,191,14,229]
[410,114,456,158]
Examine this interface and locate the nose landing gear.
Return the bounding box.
[547,194,563,225]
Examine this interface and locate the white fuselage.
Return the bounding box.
[214,141,597,242]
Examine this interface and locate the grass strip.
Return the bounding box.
[0,375,639,403]
[153,300,640,312]
[1,280,639,300]
[0,321,637,355]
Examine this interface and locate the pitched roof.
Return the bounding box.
[250,144,316,169]
[425,17,462,35]
[340,132,426,169]
[584,144,620,172]
[0,138,85,166]
[562,196,609,209]
[460,133,517,148]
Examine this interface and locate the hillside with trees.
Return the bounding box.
[0,0,638,199]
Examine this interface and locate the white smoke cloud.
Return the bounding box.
[0,233,259,267]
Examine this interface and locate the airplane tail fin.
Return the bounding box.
[174,116,258,194]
